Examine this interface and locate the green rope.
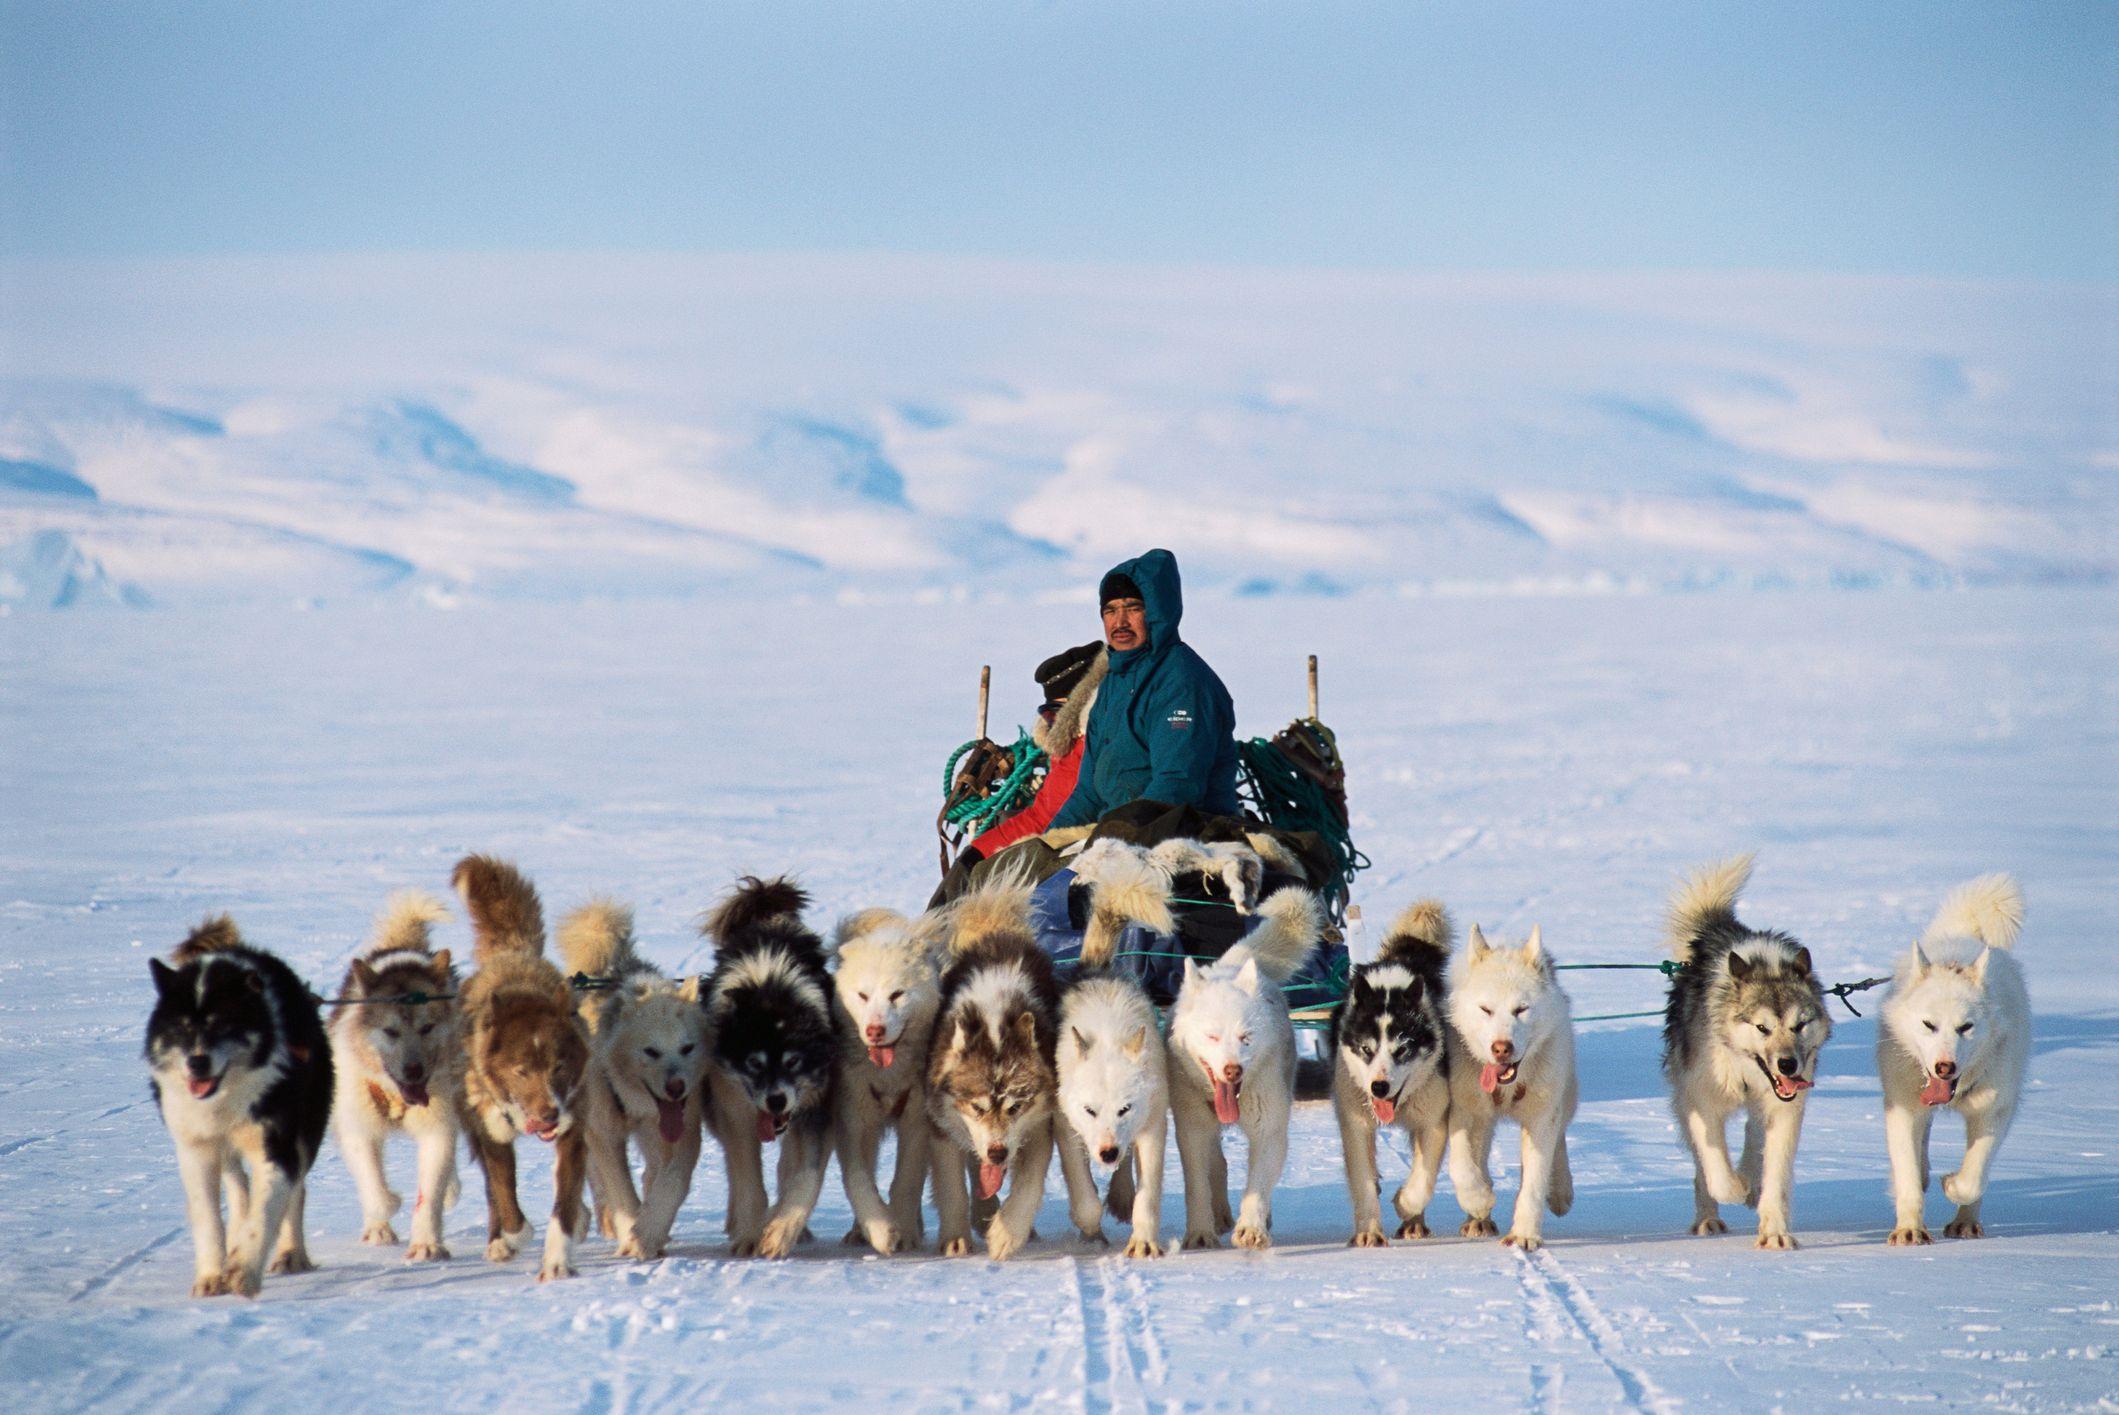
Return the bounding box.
[1235,734,1369,910]
[939,730,1048,833]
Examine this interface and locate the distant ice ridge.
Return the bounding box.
[0,253,2110,609]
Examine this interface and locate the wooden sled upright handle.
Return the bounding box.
[1307,654,1320,720]
[977,664,991,741]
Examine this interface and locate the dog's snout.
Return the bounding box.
[1220,1062,1242,1083]
[1776,1055,1799,1076]
[663,1075,686,1100]
[1369,1079,1391,1099]
[402,1060,426,1084]
[863,1023,886,1043]
[765,1090,789,1115]
[1490,1039,1515,1062]
[1098,1145,1120,1165]
[1933,1058,1956,1079]
[186,1054,213,1079]
[985,1143,1008,1165]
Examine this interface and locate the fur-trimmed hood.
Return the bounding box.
[1031,647,1106,757]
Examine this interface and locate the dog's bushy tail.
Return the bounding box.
[1238,886,1324,984]
[1081,853,1177,968]
[1376,899,1453,966]
[833,907,911,954]
[452,854,546,962]
[704,875,809,944]
[365,890,450,957]
[948,862,1037,957]
[1924,873,2024,952]
[172,914,245,963]
[558,898,637,978]
[1662,852,1756,962]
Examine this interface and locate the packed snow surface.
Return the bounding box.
[2,253,2113,609]
[2,586,2114,1409]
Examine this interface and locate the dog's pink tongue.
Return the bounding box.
[401,1081,430,1107]
[756,1111,778,1144]
[187,1077,216,1099]
[868,1044,895,1069]
[977,1161,1007,1200]
[1479,1063,1502,1094]
[657,1097,685,1144]
[1212,1078,1241,1125]
[1920,1073,1955,1106]
[1371,1096,1396,1124]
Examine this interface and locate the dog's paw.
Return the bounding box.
[1182,1229,1222,1251]
[1501,1230,1543,1252]
[217,1263,261,1299]
[1940,1171,1982,1207]
[1754,1228,1799,1251]
[616,1234,666,1261]
[842,1226,867,1247]
[190,1272,229,1298]
[759,1216,808,1259]
[985,1227,1027,1263]
[861,1221,902,1256]
[360,1222,399,1246]
[1887,1224,1933,1247]
[1460,1216,1500,1239]
[1944,1214,1985,1240]
[1707,1173,1748,1207]
[940,1235,974,1258]
[1690,1216,1729,1236]
[536,1257,578,1282]
[1348,1226,1390,1249]
[1122,1233,1165,1259]
[729,1235,763,1259]
[266,1249,315,1276]
[404,1241,451,1263]
[596,1208,617,1240]
[1397,1217,1431,1240]
[1232,1222,1272,1250]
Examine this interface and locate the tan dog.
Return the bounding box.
[559,898,708,1260]
[329,891,463,1262]
[453,855,592,1281]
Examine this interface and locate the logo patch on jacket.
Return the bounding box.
[1166,708,1193,730]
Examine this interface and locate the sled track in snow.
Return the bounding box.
[1068,1253,1169,1412]
[1513,1247,1678,1415]
[70,1225,185,1304]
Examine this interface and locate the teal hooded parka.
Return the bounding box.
[1048,549,1240,829]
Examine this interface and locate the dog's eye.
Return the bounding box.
[1239,1033,1252,1046]
[1085,1106,1098,1118]
[680,1042,695,1055]
[1117,1104,1131,1117]
[1756,1023,1771,1036]
[1479,1006,1493,1016]
[1358,1044,1375,1060]
[1923,1021,1938,1033]
[1206,1033,1221,1043]
[383,1027,401,1040]
[418,1024,434,1036]
[1955,1022,1973,1035]
[645,1047,661,1060]
[889,991,904,1004]
[857,992,869,1003]
[1511,1007,1528,1018]
[1005,1099,1023,1115]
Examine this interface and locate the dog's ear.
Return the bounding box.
[1123,1024,1148,1059]
[1013,1010,1039,1045]
[1971,945,1992,984]
[351,958,380,996]
[1910,942,1931,976]
[1402,972,1424,1003]
[149,957,180,997]
[1071,1025,1093,1056]
[1235,957,1260,997]
[246,968,266,994]
[1522,925,1544,964]
[1726,951,1753,981]
[677,974,703,1004]
[1789,946,1813,978]
[429,948,452,979]
[1181,957,1201,989]
[1467,924,1491,957]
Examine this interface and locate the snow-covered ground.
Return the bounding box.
[3,253,2113,610]
[2,585,2114,1409]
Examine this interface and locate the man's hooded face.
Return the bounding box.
[1101,595,1147,652]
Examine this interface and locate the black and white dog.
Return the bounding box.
[1330,900,1454,1246]
[145,917,333,1297]
[700,876,838,1258]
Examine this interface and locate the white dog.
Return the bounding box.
[830,906,945,1254]
[558,899,708,1261]
[1056,978,1170,1257]
[1879,873,2029,1245]
[1166,887,1325,1249]
[1445,924,1578,1250]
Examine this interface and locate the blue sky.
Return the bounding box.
[2,1,2113,278]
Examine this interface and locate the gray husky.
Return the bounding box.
[1660,853,1832,1249]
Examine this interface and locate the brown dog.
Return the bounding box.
[453,855,592,1281]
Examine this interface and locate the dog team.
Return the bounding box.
[143,845,2030,1297]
